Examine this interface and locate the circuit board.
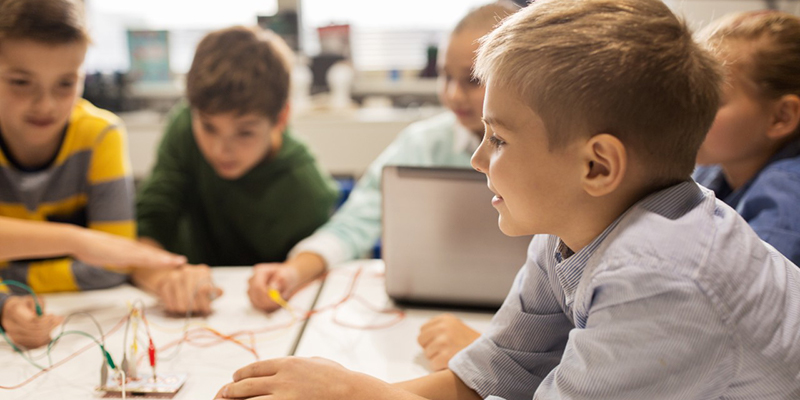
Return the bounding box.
[96,373,187,398]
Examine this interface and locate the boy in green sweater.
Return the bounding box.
[134,26,338,315]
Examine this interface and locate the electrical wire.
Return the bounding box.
[0,328,46,370]
[46,311,107,367]
[2,263,404,392]
[0,315,127,390]
[0,280,42,316]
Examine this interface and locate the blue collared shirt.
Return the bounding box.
[449,181,800,400]
[694,139,800,265]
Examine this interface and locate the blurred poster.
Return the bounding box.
[127,30,171,82]
[258,11,300,51]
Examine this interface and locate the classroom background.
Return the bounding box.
[81,0,800,184]
[3,1,800,399]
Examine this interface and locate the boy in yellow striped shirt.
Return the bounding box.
[0,0,185,349]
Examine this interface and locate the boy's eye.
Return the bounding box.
[8,79,30,86]
[489,135,506,148]
[238,131,254,138]
[202,123,217,134]
[58,80,76,89]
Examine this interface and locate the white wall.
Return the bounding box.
[666,0,800,30]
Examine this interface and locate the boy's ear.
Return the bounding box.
[767,94,800,140]
[581,134,627,197]
[274,102,291,132]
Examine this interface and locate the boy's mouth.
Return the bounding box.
[215,162,239,172]
[489,186,504,205]
[453,109,474,119]
[25,117,56,128]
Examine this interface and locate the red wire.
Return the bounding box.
[2,264,405,391]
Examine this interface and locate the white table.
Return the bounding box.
[293,260,495,383]
[0,267,321,399]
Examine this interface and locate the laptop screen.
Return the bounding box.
[382,166,532,308]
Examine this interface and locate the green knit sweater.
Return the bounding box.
[136,104,338,266]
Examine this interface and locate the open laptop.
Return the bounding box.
[382,166,532,308]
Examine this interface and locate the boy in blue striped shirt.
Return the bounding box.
[216,0,800,399]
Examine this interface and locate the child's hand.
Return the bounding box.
[155,264,223,316]
[417,314,481,371]
[215,357,387,400]
[247,263,300,312]
[1,296,63,349]
[71,228,186,269]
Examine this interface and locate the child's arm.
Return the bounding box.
[215,357,476,400]
[534,268,729,399]
[0,216,185,268]
[394,370,482,400]
[80,121,187,273]
[0,216,95,260]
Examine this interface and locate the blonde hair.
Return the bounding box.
[698,11,800,137]
[0,0,89,45]
[187,26,294,122]
[453,1,520,34]
[475,0,722,185]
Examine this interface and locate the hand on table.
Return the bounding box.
[1,296,63,349]
[417,313,481,371]
[215,357,391,400]
[155,264,223,316]
[247,263,300,312]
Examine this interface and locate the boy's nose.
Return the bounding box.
[211,138,232,157]
[471,140,488,173]
[447,81,467,103]
[31,88,55,113]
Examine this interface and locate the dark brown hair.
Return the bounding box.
[0,0,89,45]
[186,26,294,122]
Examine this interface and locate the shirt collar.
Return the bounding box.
[453,122,480,155]
[553,180,705,303]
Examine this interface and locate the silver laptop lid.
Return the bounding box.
[382,166,531,308]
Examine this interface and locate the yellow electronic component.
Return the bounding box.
[268,288,292,311]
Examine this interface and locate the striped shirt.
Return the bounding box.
[449,181,800,400]
[0,100,134,310]
[694,138,800,265]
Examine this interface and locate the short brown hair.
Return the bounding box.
[0,0,89,45]
[187,26,294,122]
[699,11,800,137]
[475,0,722,185]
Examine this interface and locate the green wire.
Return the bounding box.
[0,282,117,373]
[47,330,116,370]
[1,280,42,316]
[0,280,46,369]
[0,326,47,370]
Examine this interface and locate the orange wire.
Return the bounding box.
[2,264,405,391]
